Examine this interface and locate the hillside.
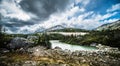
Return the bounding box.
[50,28,88,32]
[43,25,65,32]
[42,25,88,32]
[96,20,120,30]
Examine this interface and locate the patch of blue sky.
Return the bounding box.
[84,0,119,14]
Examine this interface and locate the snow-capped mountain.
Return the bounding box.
[43,25,65,32]
[96,20,120,30]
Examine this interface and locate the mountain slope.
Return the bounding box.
[43,25,65,32]
[96,20,120,30]
[38,25,89,32]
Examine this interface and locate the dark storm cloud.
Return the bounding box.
[0,18,36,33]
[1,18,35,27]
[20,0,71,20]
[0,0,72,33]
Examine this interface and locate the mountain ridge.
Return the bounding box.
[96,20,120,30]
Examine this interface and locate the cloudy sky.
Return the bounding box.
[0,0,120,34]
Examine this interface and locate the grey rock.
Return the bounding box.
[0,48,9,53]
[8,37,34,49]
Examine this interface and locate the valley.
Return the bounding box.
[0,20,120,66]
[1,0,120,66]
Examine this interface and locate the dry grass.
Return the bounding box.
[0,52,90,66]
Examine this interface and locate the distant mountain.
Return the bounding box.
[37,25,88,32]
[42,25,65,32]
[44,25,88,32]
[96,20,120,30]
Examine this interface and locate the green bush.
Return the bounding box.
[59,29,120,49]
[36,34,51,49]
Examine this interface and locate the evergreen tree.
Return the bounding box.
[37,34,51,49]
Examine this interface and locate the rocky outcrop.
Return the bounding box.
[1,44,120,66]
[26,45,120,66]
[8,37,34,49]
[0,45,120,66]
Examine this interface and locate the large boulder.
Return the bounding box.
[8,37,34,49]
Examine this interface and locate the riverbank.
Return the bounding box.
[50,40,97,52]
[0,45,120,66]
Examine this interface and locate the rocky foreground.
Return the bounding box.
[0,44,120,66]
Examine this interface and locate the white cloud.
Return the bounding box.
[67,6,85,16]
[2,0,119,34]
[75,0,90,7]
[93,12,118,21]
[102,18,119,23]
[15,0,22,3]
[0,0,36,21]
[107,3,120,12]
[13,4,118,33]
[40,9,117,29]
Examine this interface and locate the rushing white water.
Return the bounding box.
[50,40,97,52]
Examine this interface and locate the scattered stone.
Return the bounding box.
[1,42,120,66]
[0,48,9,53]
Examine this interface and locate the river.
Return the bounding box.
[50,40,97,52]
